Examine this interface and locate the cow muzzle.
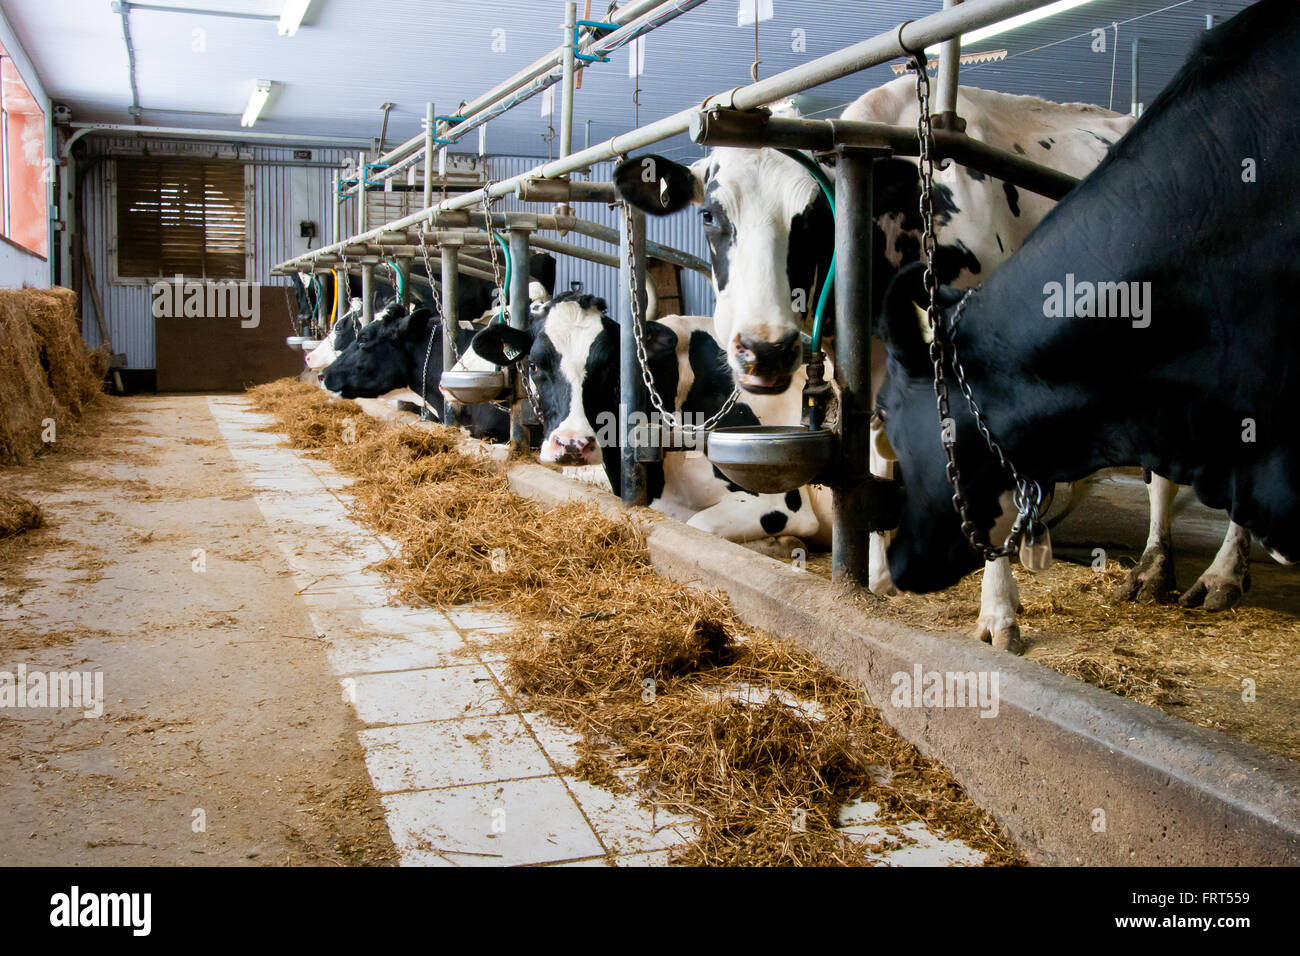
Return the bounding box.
[732,331,801,393]
[542,432,601,466]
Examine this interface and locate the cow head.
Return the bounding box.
[614,145,832,395]
[321,304,434,400]
[470,292,678,481]
[875,265,1009,593]
[305,298,366,371]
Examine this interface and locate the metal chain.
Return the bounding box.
[622,201,739,433]
[478,179,542,413]
[416,224,453,361]
[911,54,1041,561]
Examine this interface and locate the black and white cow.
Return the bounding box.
[322,305,510,441]
[305,297,365,371]
[615,79,1143,644]
[876,1,1299,616]
[469,292,826,546]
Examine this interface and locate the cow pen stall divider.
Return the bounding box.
[267,0,1300,864]
[272,0,1082,588]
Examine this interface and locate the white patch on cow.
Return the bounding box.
[539,300,606,463]
[699,147,821,377]
[304,329,340,370]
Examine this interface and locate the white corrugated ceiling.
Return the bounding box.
[5,0,1253,156]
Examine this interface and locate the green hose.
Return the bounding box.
[777,148,836,353]
[389,259,404,301]
[492,231,512,324]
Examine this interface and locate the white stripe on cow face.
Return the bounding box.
[702,147,821,390]
[536,300,605,465]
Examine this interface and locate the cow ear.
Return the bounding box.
[642,319,678,361]
[471,324,534,367]
[882,263,942,379]
[405,308,434,340]
[613,154,703,215]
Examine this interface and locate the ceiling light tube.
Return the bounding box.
[241,81,272,127]
[926,0,1101,52]
[278,0,312,37]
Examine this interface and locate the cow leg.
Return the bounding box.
[867,417,899,596]
[972,556,1024,655]
[1179,521,1251,611]
[1111,473,1179,603]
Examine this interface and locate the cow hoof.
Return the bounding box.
[972,622,1024,655]
[742,535,806,561]
[992,626,1024,655]
[1179,576,1245,612]
[1110,551,1177,604]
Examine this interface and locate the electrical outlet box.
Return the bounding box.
[299,221,317,239]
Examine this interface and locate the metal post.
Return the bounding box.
[424,102,435,211]
[618,204,649,506]
[935,0,964,130]
[331,171,341,245]
[336,269,346,326]
[831,150,876,587]
[560,3,577,161]
[361,264,374,323]
[508,228,532,449]
[357,151,367,234]
[1130,38,1140,117]
[441,241,461,426]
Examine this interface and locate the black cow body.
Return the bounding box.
[322,306,509,442]
[879,0,1300,593]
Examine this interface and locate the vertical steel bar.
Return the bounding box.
[618,205,649,507]
[935,0,963,123]
[1131,37,1140,117]
[441,242,461,426]
[561,2,577,161]
[361,263,374,323]
[424,102,435,211]
[831,150,875,587]
[508,228,532,449]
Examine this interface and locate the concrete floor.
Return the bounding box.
[0,395,990,866]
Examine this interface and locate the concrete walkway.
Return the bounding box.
[211,396,985,867]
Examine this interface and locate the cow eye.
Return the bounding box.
[700,209,715,227]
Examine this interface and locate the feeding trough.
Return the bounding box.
[706,425,833,494]
[440,368,512,404]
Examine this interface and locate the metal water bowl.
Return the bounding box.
[440,368,511,404]
[301,338,321,350]
[706,425,833,494]
[285,335,307,349]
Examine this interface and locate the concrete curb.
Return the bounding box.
[499,457,1300,866]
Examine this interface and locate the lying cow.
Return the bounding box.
[876,0,1298,630]
[468,292,826,548]
[322,304,510,441]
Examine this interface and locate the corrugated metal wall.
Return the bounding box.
[79,137,350,368]
[488,155,714,321]
[79,145,715,369]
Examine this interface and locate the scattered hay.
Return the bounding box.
[0,288,106,464]
[0,491,44,539]
[251,380,1022,866]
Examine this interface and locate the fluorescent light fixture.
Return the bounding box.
[926,0,1100,52]
[241,81,272,127]
[278,0,312,37]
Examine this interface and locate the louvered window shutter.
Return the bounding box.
[116,157,247,279]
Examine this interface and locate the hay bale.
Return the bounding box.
[0,288,104,464]
[0,491,43,539]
